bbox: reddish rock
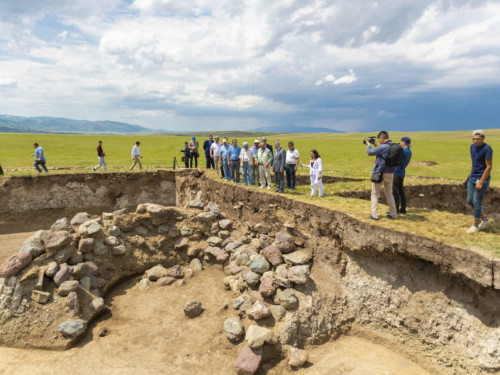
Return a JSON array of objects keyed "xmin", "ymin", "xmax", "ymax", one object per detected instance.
[
  {"xmin": 258, "ymin": 277, "xmax": 276, "ymax": 298},
  {"xmin": 54, "ymin": 266, "xmax": 73, "ymax": 285},
  {"xmin": 204, "ymin": 247, "xmax": 229, "ymax": 263},
  {"xmin": 234, "ymin": 344, "xmax": 262, "ymax": 375},
  {"xmin": 0, "ymin": 252, "xmax": 32, "ymax": 278},
  {"xmin": 174, "ymin": 237, "xmax": 189, "ymax": 250},
  {"xmin": 167, "ymin": 264, "xmax": 184, "ymax": 279},
  {"xmin": 260, "ymin": 245, "xmax": 283, "ymax": 267}
]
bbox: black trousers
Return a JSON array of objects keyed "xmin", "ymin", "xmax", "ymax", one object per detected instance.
[
  {"xmin": 205, "ymin": 155, "xmax": 215, "ymax": 169},
  {"xmin": 189, "ymin": 153, "xmax": 198, "ymax": 168},
  {"xmin": 393, "ymin": 175, "xmax": 406, "ymax": 212}
]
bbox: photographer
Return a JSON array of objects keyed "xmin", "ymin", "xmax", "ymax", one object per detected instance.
[{"xmin": 365, "ymin": 131, "xmax": 397, "ymax": 220}]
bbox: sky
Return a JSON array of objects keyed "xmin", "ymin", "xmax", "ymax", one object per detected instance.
[{"xmin": 1, "ymin": 0, "xmax": 500, "ymax": 132}]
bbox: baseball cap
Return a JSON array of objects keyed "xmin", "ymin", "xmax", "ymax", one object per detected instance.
[
  {"xmin": 254, "ymin": 139, "xmax": 259, "ymax": 143},
  {"xmin": 472, "ymin": 129, "xmax": 484, "ymax": 137},
  {"xmin": 401, "ymin": 136, "xmax": 411, "ymax": 144}
]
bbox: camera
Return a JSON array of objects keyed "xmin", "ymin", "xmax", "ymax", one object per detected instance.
[{"xmin": 363, "ymin": 136, "xmax": 376, "ymax": 145}]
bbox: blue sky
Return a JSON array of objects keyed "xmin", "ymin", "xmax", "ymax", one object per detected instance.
[{"xmin": 1, "ymin": 0, "xmax": 499, "ymax": 132}]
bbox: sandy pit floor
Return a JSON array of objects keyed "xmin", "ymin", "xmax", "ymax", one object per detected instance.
[{"xmin": 0, "ymin": 232, "xmax": 34, "ymax": 264}]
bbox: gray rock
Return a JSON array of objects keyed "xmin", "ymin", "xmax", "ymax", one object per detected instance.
[
  {"xmin": 204, "ymin": 247, "xmax": 229, "ymax": 263},
  {"xmin": 78, "ymin": 221, "xmax": 102, "ymax": 237},
  {"xmin": 145, "ymin": 264, "xmax": 169, "ymax": 281},
  {"xmin": 78, "ymin": 238, "xmax": 95, "ymax": 253},
  {"xmin": 207, "ymin": 236, "xmax": 223, "ymax": 247},
  {"xmin": 287, "ymin": 265, "xmax": 311, "ymax": 285},
  {"xmin": 197, "ymin": 211, "xmax": 217, "ymax": 222},
  {"xmin": 189, "ymin": 258, "xmax": 203, "ymax": 271},
  {"xmin": 51, "ymin": 218, "xmax": 71, "ymax": 232},
  {"xmin": 243, "ymin": 271, "xmax": 261, "ymax": 287},
  {"xmin": 134, "ymin": 226, "xmax": 148, "ymax": 236},
  {"xmin": 247, "ymin": 300, "xmax": 271, "ymax": 320},
  {"xmin": 245, "ymin": 325, "xmax": 277, "ymax": 348},
  {"xmin": 189, "ymin": 199, "xmax": 205, "ymax": 209},
  {"xmin": 219, "ymin": 219, "xmax": 233, "ymax": 230},
  {"xmin": 253, "ymin": 223, "xmax": 272, "ymax": 234},
  {"xmin": 157, "ymin": 276, "xmax": 176, "ymax": 286},
  {"xmin": 45, "ymin": 231, "xmax": 72, "ymax": 251},
  {"xmin": 58, "ymin": 280, "xmax": 80, "ymax": 297},
  {"xmin": 105, "ymin": 236, "xmax": 120, "ymax": 246},
  {"xmin": 158, "ymin": 224, "xmax": 170, "ymax": 234},
  {"xmin": 204, "ymin": 202, "xmax": 221, "ymax": 214},
  {"xmin": 54, "ymin": 247, "xmax": 74, "ymax": 264},
  {"xmin": 58, "ymin": 319, "xmax": 87, "ymax": 337},
  {"xmin": 270, "ymin": 305, "xmax": 286, "ymax": 321},
  {"xmin": 54, "ymin": 265, "xmax": 73, "ymax": 285},
  {"xmin": 223, "ymin": 317, "xmax": 244, "ymax": 342},
  {"xmin": 233, "ymin": 293, "xmax": 254, "ymax": 313},
  {"xmin": 68, "ymin": 251, "xmax": 84, "ymax": 265},
  {"xmin": 138, "ymin": 278, "xmax": 151, "ymax": 291},
  {"xmin": 93, "ymin": 241, "xmax": 108, "ymax": 256},
  {"xmin": 109, "ymin": 225, "xmax": 121, "ymax": 236},
  {"xmin": 79, "ymin": 276, "xmax": 91, "ymax": 291},
  {"xmin": 283, "ymin": 250, "xmax": 312, "ymax": 265},
  {"xmin": 45, "ymin": 261, "xmax": 59, "ymax": 277},
  {"xmin": 146, "ymin": 203, "xmax": 169, "ymax": 217},
  {"xmin": 288, "ymin": 346, "xmax": 309, "ymax": 367},
  {"xmin": 65, "ymin": 291, "xmax": 79, "ymax": 315},
  {"xmin": 226, "ymin": 241, "xmax": 243, "ymax": 253},
  {"xmin": 274, "ymin": 231, "xmax": 295, "ymax": 253},
  {"xmin": 89, "ymin": 297, "xmax": 105, "ymax": 313},
  {"xmin": 70, "ymin": 213, "xmax": 90, "ymax": 229},
  {"xmin": 274, "ymin": 288, "xmax": 298, "ymax": 309},
  {"xmin": 184, "ymin": 300, "xmax": 203, "ymax": 318},
  {"xmin": 180, "ymin": 226, "xmax": 193, "ymax": 236},
  {"xmin": 258, "ymin": 234, "xmax": 273, "ymax": 249},
  {"xmin": 19, "ymin": 236, "xmax": 45, "ymax": 258},
  {"xmin": 221, "ymin": 236, "xmax": 236, "ymax": 248},
  {"xmin": 248, "ymin": 255, "xmax": 270, "ymax": 275},
  {"xmin": 112, "ymin": 245, "xmax": 128, "ymax": 256},
  {"xmin": 218, "ymin": 230, "xmax": 231, "ymax": 239},
  {"xmin": 0, "ymin": 252, "xmax": 32, "ymax": 278},
  {"xmin": 71, "ymin": 263, "xmax": 88, "ymax": 279},
  {"xmin": 174, "ymin": 237, "xmax": 189, "ymax": 250},
  {"xmin": 235, "ymin": 253, "xmax": 250, "ymax": 267},
  {"xmin": 168, "ymin": 226, "xmax": 180, "ymax": 238}
]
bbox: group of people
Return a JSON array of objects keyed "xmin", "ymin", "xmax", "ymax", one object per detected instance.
[{"xmin": 193, "ymin": 135, "xmax": 323, "ymax": 196}]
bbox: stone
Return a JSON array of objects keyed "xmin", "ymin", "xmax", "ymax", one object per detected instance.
[
  {"xmin": 245, "ymin": 325, "xmax": 277, "ymax": 348},
  {"xmin": 248, "ymin": 255, "xmax": 270, "ymax": 275},
  {"xmin": 89, "ymin": 297, "xmax": 105, "ymax": 313},
  {"xmin": 78, "ymin": 238, "xmax": 95, "ymax": 253},
  {"xmin": 78, "ymin": 221, "xmax": 102, "ymax": 237},
  {"xmin": 70, "ymin": 212, "xmax": 91, "ymax": 229},
  {"xmin": 210, "ymin": 222, "xmax": 219, "ymax": 234},
  {"xmin": 51, "ymin": 218, "xmax": 72, "ymax": 232},
  {"xmin": 105, "ymin": 236, "xmax": 120, "ymax": 246},
  {"xmin": 221, "ymin": 236, "xmax": 236, "ymax": 248},
  {"xmin": 158, "ymin": 224, "xmax": 170, "ymax": 234},
  {"xmin": 54, "ymin": 247, "xmax": 74, "ymax": 264},
  {"xmin": 112, "ymin": 208, "xmax": 127, "ymax": 216},
  {"xmin": 235, "ymin": 253, "xmax": 250, "ymax": 267},
  {"xmin": 109, "ymin": 225, "xmax": 121, "ymax": 236},
  {"xmin": 274, "ymin": 231, "xmax": 295, "ymax": 253},
  {"xmin": 219, "ymin": 219, "xmax": 233, "ymax": 230},
  {"xmin": 287, "ymin": 265, "xmax": 311, "ymax": 285},
  {"xmin": 45, "ymin": 231, "xmax": 72, "ymax": 251},
  {"xmin": 247, "ymin": 300, "xmax": 272, "ymax": 320},
  {"xmin": 275, "ymin": 264, "xmax": 288, "ymax": 279},
  {"xmin": 138, "ymin": 278, "xmax": 151, "ymax": 291},
  {"xmin": 136, "ymin": 203, "xmax": 147, "ymax": 214},
  {"xmin": 223, "ymin": 317, "xmax": 244, "ymax": 342},
  {"xmin": 130, "ymin": 236, "xmax": 146, "ymax": 247},
  {"xmin": 146, "ymin": 203, "xmax": 169, "ymax": 217},
  {"xmin": 112, "ymin": 245, "xmax": 128, "ymax": 256},
  {"xmin": 66, "ymin": 291, "xmax": 79, "ymax": 315},
  {"xmin": 241, "ymin": 236, "xmax": 252, "ymax": 245},
  {"xmin": 175, "ymin": 279, "xmax": 185, "ymax": 287},
  {"xmin": 270, "ymin": 305, "xmax": 286, "ymax": 321},
  {"xmin": 85, "ymin": 261, "xmax": 98, "ymax": 274},
  {"xmin": 157, "ymin": 276, "xmax": 176, "ymax": 286},
  {"xmin": 204, "ymin": 247, "xmax": 229, "ymax": 263},
  {"xmin": 58, "ymin": 280, "xmax": 80, "ymax": 297},
  {"xmin": 197, "ymin": 211, "xmax": 217, "ymax": 222},
  {"xmin": 189, "ymin": 258, "xmax": 203, "ymax": 271},
  {"xmin": 288, "ymin": 346, "xmax": 309, "ymax": 367},
  {"xmin": 283, "ymin": 250, "xmax": 312, "ymax": 265},
  {"xmin": 71, "ymin": 263, "xmax": 88, "ymax": 279},
  {"xmin": 260, "ymin": 245, "xmax": 283, "ymax": 267},
  {"xmin": 54, "ymin": 265, "xmax": 73, "ymax": 285},
  {"xmin": 168, "ymin": 226, "xmax": 180, "ymax": 238},
  {"xmin": 189, "ymin": 199, "xmax": 205, "ymax": 209},
  {"xmin": 45, "ymin": 261, "xmax": 59, "ymax": 277},
  {"xmin": 145, "ymin": 265, "xmax": 169, "ymax": 281},
  {"xmin": 93, "ymin": 241, "xmax": 108, "ymax": 256},
  {"xmin": 204, "ymin": 202, "xmax": 221, "ymax": 214},
  {"xmin": 0, "ymin": 252, "xmax": 32, "ymax": 278},
  {"xmin": 79, "ymin": 276, "xmax": 91, "ymax": 291},
  {"xmin": 207, "ymin": 236, "xmax": 223, "ymax": 247},
  {"xmin": 233, "ymin": 293, "xmax": 254, "ymax": 312},
  {"xmin": 31, "ymin": 290, "xmax": 50, "ymax": 304},
  {"xmin": 274, "ymin": 288, "xmax": 298, "ymax": 309},
  {"xmin": 184, "ymin": 300, "xmax": 203, "ymax": 318},
  {"xmin": 218, "ymin": 230, "xmax": 231, "ymax": 239},
  {"xmin": 258, "ymin": 234, "xmax": 273, "ymax": 249},
  {"xmin": 167, "ymin": 264, "xmax": 184, "ymax": 279},
  {"xmin": 226, "ymin": 241, "xmax": 243, "ymax": 253},
  {"xmin": 253, "ymin": 223, "xmax": 271, "ymax": 234},
  {"xmin": 34, "ymin": 268, "xmax": 45, "ymax": 290},
  {"xmin": 234, "ymin": 344, "xmax": 262, "ymax": 375},
  {"xmin": 59, "ymin": 319, "xmax": 87, "ymax": 337},
  {"xmin": 244, "ymin": 271, "xmax": 261, "ymax": 287},
  {"xmin": 19, "ymin": 236, "xmax": 45, "ymax": 258},
  {"xmin": 135, "ymin": 226, "xmax": 148, "ymax": 236},
  {"xmin": 180, "ymin": 226, "xmax": 193, "ymax": 236},
  {"xmin": 259, "ymin": 277, "xmax": 276, "ymax": 298},
  {"xmin": 69, "ymin": 251, "xmax": 84, "ymax": 265},
  {"xmin": 174, "ymin": 237, "xmax": 189, "ymax": 250}
]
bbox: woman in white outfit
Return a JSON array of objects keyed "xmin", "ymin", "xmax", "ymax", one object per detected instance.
[{"xmin": 301, "ymin": 149, "xmax": 323, "ymax": 197}]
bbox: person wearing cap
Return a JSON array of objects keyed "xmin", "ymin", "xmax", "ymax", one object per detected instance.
[
  {"xmin": 227, "ymin": 139, "xmax": 242, "ymax": 183},
  {"xmin": 188, "ymin": 136, "xmax": 199, "ymax": 168},
  {"xmin": 285, "ymin": 142, "xmax": 300, "ymax": 190},
  {"xmin": 392, "ymin": 137, "xmax": 412, "ymax": 214},
  {"xmin": 240, "ymin": 142, "xmax": 255, "ymax": 185},
  {"xmin": 203, "ymin": 135, "xmax": 215, "ymax": 170},
  {"xmin": 220, "ymin": 138, "xmax": 231, "ymax": 181},
  {"xmin": 210, "ymin": 136, "xmax": 221, "ymax": 175},
  {"xmin": 251, "ymin": 139, "xmax": 260, "ymax": 185},
  {"xmin": 465, "ymin": 130, "xmax": 493, "ymax": 233}
]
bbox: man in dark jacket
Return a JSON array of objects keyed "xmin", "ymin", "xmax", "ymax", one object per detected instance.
[
  {"xmin": 203, "ymin": 135, "xmax": 215, "ymax": 170},
  {"xmin": 393, "ymin": 137, "xmax": 412, "ymax": 214},
  {"xmin": 273, "ymin": 141, "xmax": 286, "ymax": 193}
]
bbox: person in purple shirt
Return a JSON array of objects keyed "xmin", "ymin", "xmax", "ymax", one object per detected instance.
[{"xmin": 465, "ymin": 130, "xmax": 493, "ymax": 233}]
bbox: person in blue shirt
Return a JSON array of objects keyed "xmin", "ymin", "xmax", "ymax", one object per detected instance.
[
  {"xmin": 465, "ymin": 130, "xmax": 493, "ymax": 233},
  {"xmin": 32, "ymin": 143, "xmax": 48, "ymax": 173},
  {"xmin": 220, "ymin": 138, "xmax": 231, "ymax": 181},
  {"xmin": 227, "ymin": 139, "xmax": 242, "ymax": 183},
  {"xmin": 393, "ymin": 136, "xmax": 412, "ymax": 214}
]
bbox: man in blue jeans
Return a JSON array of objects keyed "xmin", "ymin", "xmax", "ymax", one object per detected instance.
[
  {"xmin": 227, "ymin": 139, "xmax": 242, "ymax": 183},
  {"xmin": 32, "ymin": 143, "xmax": 48, "ymax": 172},
  {"xmin": 220, "ymin": 138, "xmax": 231, "ymax": 181},
  {"xmin": 465, "ymin": 129, "xmax": 493, "ymax": 233}
]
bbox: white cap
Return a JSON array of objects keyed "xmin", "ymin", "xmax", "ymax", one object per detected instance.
[
  {"xmin": 472, "ymin": 129, "xmax": 484, "ymax": 137},
  {"xmin": 254, "ymin": 139, "xmax": 259, "ymax": 143}
]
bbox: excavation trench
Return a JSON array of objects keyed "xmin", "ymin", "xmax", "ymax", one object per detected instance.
[{"xmin": 0, "ymin": 170, "xmax": 499, "ymax": 375}]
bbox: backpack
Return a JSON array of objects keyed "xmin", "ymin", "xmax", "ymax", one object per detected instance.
[{"xmin": 385, "ymin": 143, "xmax": 404, "ymax": 167}]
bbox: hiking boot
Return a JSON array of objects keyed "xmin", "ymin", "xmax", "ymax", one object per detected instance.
[
  {"xmin": 478, "ymin": 218, "xmax": 490, "ymax": 231},
  {"xmin": 466, "ymin": 225, "xmax": 480, "ymax": 234}
]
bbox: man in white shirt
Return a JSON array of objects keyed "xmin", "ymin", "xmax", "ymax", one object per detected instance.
[
  {"xmin": 285, "ymin": 142, "xmax": 300, "ymax": 190},
  {"xmin": 130, "ymin": 141, "xmax": 142, "ymax": 170},
  {"xmin": 251, "ymin": 140, "xmax": 260, "ymax": 185},
  {"xmin": 210, "ymin": 136, "xmax": 222, "ymax": 175},
  {"xmin": 240, "ymin": 142, "xmax": 255, "ymax": 185}
]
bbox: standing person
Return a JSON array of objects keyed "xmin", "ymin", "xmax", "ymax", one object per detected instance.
[
  {"xmin": 393, "ymin": 137, "xmax": 412, "ymax": 214},
  {"xmin": 93, "ymin": 140, "xmax": 107, "ymax": 172},
  {"xmin": 220, "ymin": 138, "xmax": 231, "ymax": 181},
  {"xmin": 240, "ymin": 142, "xmax": 255, "ymax": 185},
  {"xmin": 465, "ymin": 130, "xmax": 493, "ymax": 233},
  {"xmin": 261, "ymin": 137, "xmax": 273, "ymax": 154},
  {"xmin": 228, "ymin": 139, "xmax": 242, "ymax": 183},
  {"xmin": 130, "ymin": 141, "xmax": 142, "ymax": 170},
  {"xmin": 210, "ymin": 136, "xmax": 222, "ymax": 176},
  {"xmin": 273, "ymin": 141, "xmax": 286, "ymax": 193},
  {"xmin": 301, "ymin": 149, "xmax": 323, "ymax": 197},
  {"xmin": 0, "ymin": 163, "xmax": 3, "ymax": 175},
  {"xmin": 203, "ymin": 135, "xmax": 215, "ymax": 170},
  {"xmin": 182, "ymin": 141, "xmax": 190, "ymax": 168},
  {"xmin": 189, "ymin": 136, "xmax": 199, "ymax": 168},
  {"xmin": 365, "ymin": 131, "xmax": 397, "ymax": 220},
  {"xmin": 285, "ymin": 142, "xmax": 300, "ymax": 190},
  {"xmin": 251, "ymin": 140, "xmax": 260, "ymax": 185},
  {"xmin": 32, "ymin": 143, "xmax": 48, "ymax": 172},
  {"xmin": 257, "ymin": 142, "xmax": 273, "ymax": 189}
]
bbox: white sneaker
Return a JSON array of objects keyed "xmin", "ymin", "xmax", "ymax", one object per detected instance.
[
  {"xmin": 267, "ymin": 185, "xmax": 270, "ymax": 189},
  {"xmin": 466, "ymin": 225, "xmax": 480, "ymax": 234},
  {"xmin": 259, "ymin": 185, "xmax": 264, "ymax": 188},
  {"xmin": 478, "ymin": 219, "xmax": 490, "ymax": 231}
]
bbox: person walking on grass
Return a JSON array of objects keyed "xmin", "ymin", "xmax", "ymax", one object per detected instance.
[
  {"xmin": 301, "ymin": 149, "xmax": 323, "ymax": 197},
  {"xmin": 189, "ymin": 136, "xmax": 199, "ymax": 168},
  {"xmin": 393, "ymin": 137, "xmax": 412, "ymax": 214},
  {"xmin": 465, "ymin": 130, "xmax": 493, "ymax": 233},
  {"xmin": 365, "ymin": 131, "xmax": 397, "ymax": 220},
  {"xmin": 220, "ymin": 138, "xmax": 231, "ymax": 181},
  {"xmin": 130, "ymin": 141, "xmax": 142, "ymax": 170},
  {"xmin": 203, "ymin": 135, "xmax": 215, "ymax": 170},
  {"xmin": 210, "ymin": 136, "xmax": 221, "ymax": 176},
  {"xmin": 32, "ymin": 143, "xmax": 48, "ymax": 173},
  {"xmin": 240, "ymin": 142, "xmax": 255, "ymax": 185},
  {"xmin": 285, "ymin": 141, "xmax": 300, "ymax": 190},
  {"xmin": 273, "ymin": 141, "xmax": 286, "ymax": 193},
  {"xmin": 228, "ymin": 139, "xmax": 242, "ymax": 183},
  {"xmin": 93, "ymin": 140, "xmax": 107, "ymax": 172},
  {"xmin": 257, "ymin": 141, "xmax": 273, "ymax": 189}
]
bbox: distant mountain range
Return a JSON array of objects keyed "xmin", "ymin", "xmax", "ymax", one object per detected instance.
[
  {"xmin": 0, "ymin": 115, "xmax": 155, "ymax": 134},
  {"xmin": 253, "ymin": 125, "xmax": 342, "ymax": 134}
]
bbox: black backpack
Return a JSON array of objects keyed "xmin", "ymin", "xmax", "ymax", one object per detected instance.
[{"xmin": 385, "ymin": 143, "xmax": 404, "ymax": 167}]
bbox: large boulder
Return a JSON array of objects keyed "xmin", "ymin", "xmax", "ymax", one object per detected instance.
[
  {"xmin": 260, "ymin": 245, "xmax": 283, "ymax": 267},
  {"xmin": 273, "ymin": 231, "xmax": 295, "ymax": 253},
  {"xmin": 0, "ymin": 252, "xmax": 32, "ymax": 278},
  {"xmin": 78, "ymin": 221, "xmax": 102, "ymax": 237},
  {"xmin": 50, "ymin": 218, "xmax": 72, "ymax": 232},
  {"xmin": 19, "ymin": 235, "xmax": 45, "ymax": 258},
  {"xmin": 70, "ymin": 213, "xmax": 91, "ymax": 230},
  {"xmin": 45, "ymin": 231, "xmax": 72, "ymax": 251}
]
